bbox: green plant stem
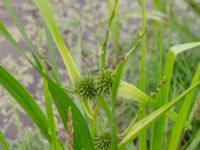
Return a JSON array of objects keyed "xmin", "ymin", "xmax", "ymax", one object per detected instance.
[
  {"xmin": 107, "ymin": 0, "xmax": 121, "ymax": 56},
  {"xmin": 102, "ymin": 98, "xmax": 112, "ymax": 122},
  {"xmin": 110, "ymin": 30, "xmax": 146, "ymax": 150},
  {"xmin": 93, "ymin": 95, "xmax": 104, "ymax": 118},
  {"xmin": 121, "ymin": 115, "xmax": 138, "ymax": 137},
  {"xmin": 100, "ymin": 0, "xmax": 119, "ymax": 68},
  {"xmin": 43, "ymin": 66, "xmax": 60, "ymax": 150},
  {"xmin": 153, "ymin": 0, "xmax": 167, "ymax": 13},
  {"xmin": 90, "ymin": 119, "xmax": 97, "ymax": 140},
  {"xmin": 33, "ymin": 0, "xmax": 80, "ymax": 86},
  {"xmin": 91, "ymin": 95, "xmax": 104, "ymax": 139},
  {"xmin": 51, "ymin": 68, "xmax": 61, "ymax": 85},
  {"xmin": 63, "ymin": 87, "xmax": 76, "ymax": 93},
  {"xmin": 80, "ymin": 100, "xmax": 94, "ymax": 120},
  {"xmin": 138, "ymin": 0, "xmax": 147, "ymax": 149},
  {"xmin": 169, "ymin": 0, "xmax": 174, "ymax": 18},
  {"xmin": 140, "ymin": 0, "xmax": 147, "ymax": 92}
]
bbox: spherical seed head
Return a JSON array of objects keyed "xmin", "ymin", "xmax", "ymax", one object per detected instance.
[
  {"xmin": 96, "ymin": 69, "xmax": 114, "ymax": 95},
  {"xmin": 75, "ymin": 74, "xmax": 97, "ymax": 100},
  {"xmin": 94, "ymin": 130, "xmax": 111, "ymax": 150}
]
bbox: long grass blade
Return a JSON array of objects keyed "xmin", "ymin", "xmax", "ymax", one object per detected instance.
[
  {"xmin": 186, "ymin": 130, "xmax": 200, "ymax": 150},
  {"xmin": 0, "ymin": 22, "xmax": 36, "ymax": 68},
  {"xmin": 110, "ymin": 30, "xmax": 146, "ymax": 149},
  {"xmin": 3, "ymin": 0, "xmax": 41, "ymax": 68},
  {"xmin": 138, "ymin": 0, "xmax": 147, "ymax": 149},
  {"xmin": 153, "ymin": 0, "xmax": 167, "ymax": 13},
  {"xmin": 0, "ymin": 66, "xmax": 50, "ymax": 141},
  {"xmin": 119, "ymin": 81, "xmax": 200, "ymax": 148},
  {"xmin": 111, "ymin": 60, "xmax": 126, "ymax": 150},
  {"xmin": 42, "ymin": 66, "xmax": 60, "ymax": 150},
  {"xmin": 150, "ymin": 42, "xmax": 200, "ymax": 150},
  {"xmin": 167, "ymin": 64, "xmax": 200, "ymax": 150},
  {"xmin": 170, "ymin": 20, "xmax": 199, "ymax": 41},
  {"xmin": 46, "ymin": 77, "xmax": 94, "ymax": 150},
  {"xmin": 100, "ymin": 11, "xmax": 169, "ymax": 25},
  {"xmin": 44, "ymin": 24, "xmax": 59, "ymax": 78},
  {"xmin": 33, "ymin": 0, "xmax": 80, "ymax": 86},
  {"xmin": 118, "ymin": 81, "xmax": 149, "ymax": 103}
]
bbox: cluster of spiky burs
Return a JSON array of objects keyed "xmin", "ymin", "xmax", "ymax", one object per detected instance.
[
  {"xmin": 75, "ymin": 69, "xmax": 115, "ymax": 100},
  {"xmin": 75, "ymin": 74, "xmax": 97, "ymax": 100},
  {"xmin": 94, "ymin": 130, "xmax": 112, "ymax": 150},
  {"xmin": 96, "ymin": 69, "xmax": 115, "ymax": 95}
]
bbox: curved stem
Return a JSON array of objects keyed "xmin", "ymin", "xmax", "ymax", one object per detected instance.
[
  {"xmin": 91, "ymin": 95, "xmax": 104, "ymax": 139},
  {"xmin": 100, "ymin": 0, "xmax": 119, "ymax": 68}
]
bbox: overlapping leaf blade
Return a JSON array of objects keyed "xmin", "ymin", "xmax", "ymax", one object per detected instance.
[
  {"xmin": 33, "ymin": 0, "xmax": 80, "ymax": 86},
  {"xmin": 3, "ymin": 0, "xmax": 41, "ymax": 68},
  {"xmin": 151, "ymin": 42, "xmax": 200, "ymax": 150},
  {"xmin": 0, "ymin": 66, "xmax": 50, "ymax": 141},
  {"xmin": 119, "ymin": 81, "xmax": 200, "ymax": 148},
  {"xmin": 168, "ymin": 64, "xmax": 200, "ymax": 150},
  {"xmin": 118, "ymin": 81, "xmax": 149, "ymax": 103},
  {"xmin": 46, "ymin": 77, "xmax": 94, "ymax": 150}
]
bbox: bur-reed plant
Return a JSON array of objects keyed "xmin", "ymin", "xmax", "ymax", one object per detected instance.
[{"xmin": 0, "ymin": 0, "xmax": 200, "ymax": 149}]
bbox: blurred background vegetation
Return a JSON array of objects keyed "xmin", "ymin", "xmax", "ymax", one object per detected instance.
[{"xmin": 0, "ymin": 0, "xmax": 200, "ymax": 149}]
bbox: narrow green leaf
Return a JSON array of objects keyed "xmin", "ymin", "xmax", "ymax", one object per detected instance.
[
  {"xmin": 170, "ymin": 20, "xmax": 199, "ymax": 42},
  {"xmin": 42, "ymin": 67, "xmax": 60, "ymax": 150},
  {"xmin": 119, "ymin": 81, "xmax": 200, "ymax": 148},
  {"xmin": 118, "ymin": 81, "xmax": 149, "ymax": 103},
  {"xmin": 110, "ymin": 31, "xmax": 146, "ymax": 149},
  {"xmin": 187, "ymin": 0, "xmax": 200, "ymax": 16},
  {"xmin": 33, "ymin": 0, "xmax": 80, "ymax": 86},
  {"xmin": 139, "ymin": 2, "xmax": 147, "ymax": 147},
  {"xmin": 101, "ymin": 11, "xmax": 170, "ymax": 24},
  {"xmin": 168, "ymin": 64, "xmax": 200, "ymax": 150},
  {"xmin": 118, "ymin": 82, "xmax": 192, "ymax": 130},
  {"xmin": 186, "ymin": 130, "xmax": 200, "ymax": 150},
  {"xmin": 0, "ymin": 66, "xmax": 50, "ymax": 141},
  {"xmin": 153, "ymin": 0, "xmax": 167, "ymax": 13},
  {"xmin": 151, "ymin": 42, "xmax": 200, "ymax": 150},
  {"xmin": 111, "ymin": 60, "xmax": 126, "ymax": 150},
  {"xmin": 47, "ymin": 77, "xmax": 94, "ymax": 150},
  {"xmin": 0, "ymin": 22, "xmax": 35, "ymax": 67},
  {"xmin": 3, "ymin": 0, "xmax": 42, "ymax": 68},
  {"xmin": 0, "ymin": 131, "xmax": 9, "ymax": 150},
  {"xmin": 44, "ymin": 24, "xmax": 59, "ymax": 78}
]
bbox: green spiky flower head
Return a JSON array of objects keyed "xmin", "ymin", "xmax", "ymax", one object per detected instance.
[
  {"xmin": 94, "ymin": 130, "xmax": 112, "ymax": 150},
  {"xmin": 75, "ymin": 74, "xmax": 97, "ymax": 100},
  {"xmin": 96, "ymin": 69, "xmax": 115, "ymax": 95}
]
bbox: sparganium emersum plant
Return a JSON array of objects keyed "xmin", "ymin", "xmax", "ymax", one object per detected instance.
[{"xmin": 0, "ymin": 0, "xmax": 200, "ymax": 150}]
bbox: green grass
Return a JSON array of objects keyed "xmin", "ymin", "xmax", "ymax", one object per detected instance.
[{"xmin": 0, "ymin": 0, "xmax": 200, "ymax": 149}]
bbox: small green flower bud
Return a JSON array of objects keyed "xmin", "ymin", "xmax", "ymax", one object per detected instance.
[
  {"xmin": 75, "ymin": 74, "xmax": 97, "ymax": 100},
  {"xmin": 96, "ymin": 69, "xmax": 114, "ymax": 95},
  {"xmin": 94, "ymin": 130, "xmax": 111, "ymax": 150}
]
